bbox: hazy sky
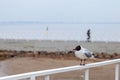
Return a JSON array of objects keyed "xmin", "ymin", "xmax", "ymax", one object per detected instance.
[{"xmin": 0, "ymin": 0, "xmax": 120, "ymax": 23}]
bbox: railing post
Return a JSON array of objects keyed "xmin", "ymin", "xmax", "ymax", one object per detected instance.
[
  {"xmin": 85, "ymin": 68, "xmax": 89, "ymax": 80},
  {"xmin": 115, "ymin": 64, "xmax": 119, "ymax": 80},
  {"xmin": 44, "ymin": 75, "xmax": 50, "ymax": 80},
  {"xmin": 31, "ymin": 76, "xmax": 36, "ymax": 80}
]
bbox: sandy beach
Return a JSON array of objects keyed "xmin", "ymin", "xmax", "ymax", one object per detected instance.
[
  {"xmin": 0, "ymin": 57, "xmax": 119, "ymax": 80},
  {"xmin": 0, "ymin": 39, "xmax": 120, "ymax": 80},
  {"xmin": 0, "ymin": 39, "xmax": 120, "ymax": 54},
  {"xmin": 0, "ymin": 61, "xmax": 6, "ymax": 77}
]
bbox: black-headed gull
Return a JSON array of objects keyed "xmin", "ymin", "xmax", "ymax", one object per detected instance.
[{"xmin": 73, "ymin": 45, "xmax": 95, "ymax": 65}]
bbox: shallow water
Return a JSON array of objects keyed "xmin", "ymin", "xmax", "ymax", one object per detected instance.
[{"xmin": 0, "ymin": 23, "xmax": 120, "ymax": 41}]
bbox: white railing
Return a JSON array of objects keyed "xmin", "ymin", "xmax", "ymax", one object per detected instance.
[{"xmin": 0, "ymin": 59, "xmax": 120, "ymax": 80}]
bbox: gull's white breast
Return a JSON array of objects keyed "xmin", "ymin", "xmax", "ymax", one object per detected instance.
[{"xmin": 75, "ymin": 50, "xmax": 87, "ymax": 59}]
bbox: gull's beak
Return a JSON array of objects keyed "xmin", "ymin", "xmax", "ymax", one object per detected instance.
[{"xmin": 72, "ymin": 49, "xmax": 76, "ymax": 52}]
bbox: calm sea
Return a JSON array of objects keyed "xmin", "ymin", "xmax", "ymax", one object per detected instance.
[{"xmin": 0, "ymin": 22, "xmax": 120, "ymax": 42}]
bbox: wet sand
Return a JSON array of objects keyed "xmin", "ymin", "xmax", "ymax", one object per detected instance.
[
  {"xmin": 0, "ymin": 62, "xmax": 7, "ymax": 77},
  {"xmin": 0, "ymin": 57, "xmax": 119, "ymax": 80},
  {"xmin": 0, "ymin": 39, "xmax": 120, "ymax": 54}
]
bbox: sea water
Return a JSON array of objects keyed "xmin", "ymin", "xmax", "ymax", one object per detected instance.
[{"xmin": 0, "ymin": 22, "xmax": 120, "ymax": 42}]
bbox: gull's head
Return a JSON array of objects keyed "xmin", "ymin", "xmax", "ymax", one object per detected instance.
[{"xmin": 73, "ymin": 45, "xmax": 81, "ymax": 52}]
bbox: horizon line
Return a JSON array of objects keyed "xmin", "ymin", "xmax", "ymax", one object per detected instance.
[{"xmin": 1, "ymin": 21, "xmax": 120, "ymax": 24}]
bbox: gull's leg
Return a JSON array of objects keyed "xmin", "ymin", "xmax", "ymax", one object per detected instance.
[
  {"xmin": 80, "ymin": 59, "xmax": 82, "ymax": 65},
  {"xmin": 83, "ymin": 59, "xmax": 86, "ymax": 65}
]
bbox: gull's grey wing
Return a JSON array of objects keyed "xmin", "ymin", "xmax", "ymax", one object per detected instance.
[{"xmin": 84, "ymin": 49, "xmax": 92, "ymax": 58}]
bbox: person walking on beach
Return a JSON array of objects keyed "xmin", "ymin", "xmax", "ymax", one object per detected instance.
[{"xmin": 87, "ymin": 29, "xmax": 91, "ymax": 42}]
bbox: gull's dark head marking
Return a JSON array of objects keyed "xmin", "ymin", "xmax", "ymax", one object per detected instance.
[{"xmin": 73, "ymin": 45, "xmax": 81, "ymax": 51}]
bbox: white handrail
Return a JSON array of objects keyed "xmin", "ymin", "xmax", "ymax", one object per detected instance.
[{"xmin": 0, "ymin": 59, "xmax": 120, "ymax": 80}]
